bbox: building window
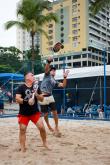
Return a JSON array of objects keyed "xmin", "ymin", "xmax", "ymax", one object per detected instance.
[
  {"xmin": 82, "ymin": 61, "xmax": 87, "ymax": 67},
  {"xmin": 68, "ymin": 63, "xmax": 71, "ymax": 66},
  {"xmin": 61, "ymin": 27, "xmax": 64, "ymax": 31},
  {"xmin": 73, "ymin": 42, "xmax": 78, "ymax": 47},
  {"xmin": 82, "ymin": 54, "xmax": 87, "ymax": 58},
  {"xmin": 54, "ymin": 58, "xmax": 58, "ymax": 62},
  {"xmin": 72, "ymin": 5, "xmax": 77, "ymax": 13},
  {"xmin": 48, "ymin": 24, "xmax": 53, "ymax": 28},
  {"xmin": 88, "ymin": 53, "xmax": 91, "ymax": 58},
  {"xmin": 61, "ymin": 15, "xmax": 64, "ymax": 19},
  {"xmin": 92, "ymin": 55, "xmax": 95, "ymax": 59},
  {"xmin": 73, "ymin": 36, "xmax": 78, "ymax": 41},
  {"xmin": 72, "ymin": 23, "xmax": 78, "ymax": 28},
  {"xmin": 73, "ymin": 55, "xmax": 81, "ymax": 59},
  {"xmin": 60, "ymin": 8, "xmax": 63, "ymax": 13},
  {"xmin": 59, "ymin": 57, "xmax": 64, "ymax": 61},
  {"xmin": 59, "ymin": 64, "xmax": 63, "ymax": 69},
  {"xmin": 92, "ymin": 62, "xmax": 95, "ymax": 66},
  {"xmin": 72, "ymin": 30, "xmax": 78, "ymax": 35},
  {"xmin": 48, "ymin": 30, "xmax": 53, "ymax": 34},
  {"xmin": 96, "ymin": 56, "xmax": 98, "ymax": 60},
  {"xmin": 73, "ymin": 62, "xmax": 81, "ymax": 67},
  {"xmin": 61, "ymin": 21, "xmax": 64, "ymax": 25},
  {"xmin": 54, "ymin": 64, "xmax": 58, "ymax": 69},
  {"xmin": 61, "ymin": 39, "xmax": 64, "ymax": 43},
  {"xmin": 88, "ymin": 61, "xmax": 91, "ymax": 66},
  {"xmin": 61, "ymin": 33, "xmax": 64, "ymax": 37},
  {"xmin": 99, "ymin": 57, "xmax": 102, "ymax": 61},
  {"xmin": 72, "ymin": 17, "xmax": 78, "ymax": 22},
  {"xmin": 49, "ymin": 35, "xmax": 53, "ymax": 40},
  {"xmin": 67, "ymin": 56, "xmax": 71, "ymax": 60}
]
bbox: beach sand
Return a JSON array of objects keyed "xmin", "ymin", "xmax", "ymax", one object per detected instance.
[{"xmin": 0, "ymin": 117, "xmax": 110, "ymax": 165}]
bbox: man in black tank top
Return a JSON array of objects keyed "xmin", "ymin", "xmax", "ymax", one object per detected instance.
[{"xmin": 16, "ymin": 72, "xmax": 49, "ymax": 152}]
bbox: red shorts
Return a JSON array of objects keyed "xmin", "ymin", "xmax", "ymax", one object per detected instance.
[{"xmin": 18, "ymin": 112, "xmax": 41, "ymax": 126}]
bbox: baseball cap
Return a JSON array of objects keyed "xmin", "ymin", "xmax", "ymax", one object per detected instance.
[{"xmin": 50, "ymin": 65, "xmax": 56, "ymax": 71}]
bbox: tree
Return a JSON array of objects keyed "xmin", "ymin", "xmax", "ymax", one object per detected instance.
[
  {"xmin": 0, "ymin": 46, "xmax": 22, "ymax": 73},
  {"xmin": 89, "ymin": 1, "xmax": 110, "ymax": 71},
  {"xmin": 23, "ymin": 45, "xmax": 44, "ymax": 74},
  {"xmin": 0, "ymin": 65, "xmax": 15, "ymax": 73},
  {"xmin": 5, "ymin": 0, "xmax": 58, "ymax": 73},
  {"xmin": 90, "ymin": 0, "xmax": 110, "ymax": 14}
]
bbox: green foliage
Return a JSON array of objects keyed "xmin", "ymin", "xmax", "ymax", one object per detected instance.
[
  {"xmin": 90, "ymin": 0, "xmax": 110, "ymax": 14},
  {"xmin": 5, "ymin": 0, "xmax": 58, "ymax": 43},
  {"xmin": 0, "ymin": 65, "xmax": 15, "ymax": 73},
  {"xmin": 0, "ymin": 46, "xmax": 22, "ymax": 73},
  {"xmin": 5, "ymin": 0, "xmax": 58, "ymax": 73},
  {"xmin": 23, "ymin": 45, "xmax": 44, "ymax": 74}
]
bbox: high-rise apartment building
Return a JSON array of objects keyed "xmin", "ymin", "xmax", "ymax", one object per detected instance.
[
  {"xmin": 16, "ymin": 15, "xmax": 40, "ymax": 53},
  {"xmin": 41, "ymin": 0, "xmax": 110, "ymax": 69},
  {"xmin": 16, "ymin": 28, "xmax": 40, "ymax": 53}
]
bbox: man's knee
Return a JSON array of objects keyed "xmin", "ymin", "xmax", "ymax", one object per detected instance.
[
  {"xmin": 38, "ymin": 124, "xmax": 46, "ymax": 132},
  {"xmin": 37, "ymin": 119, "xmax": 45, "ymax": 131},
  {"xmin": 19, "ymin": 124, "xmax": 27, "ymax": 134}
]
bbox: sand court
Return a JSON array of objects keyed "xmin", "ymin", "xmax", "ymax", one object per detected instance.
[{"xmin": 0, "ymin": 118, "xmax": 110, "ymax": 165}]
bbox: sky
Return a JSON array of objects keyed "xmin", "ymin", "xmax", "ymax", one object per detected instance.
[
  {"xmin": 0, "ymin": 0, "xmax": 19, "ymax": 47},
  {"xmin": 0, "ymin": 0, "xmax": 55, "ymax": 48}
]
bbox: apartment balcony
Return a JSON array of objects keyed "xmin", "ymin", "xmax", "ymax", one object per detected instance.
[
  {"xmin": 89, "ymin": 23, "xmax": 110, "ymax": 36},
  {"xmin": 89, "ymin": 38, "xmax": 106, "ymax": 50},
  {"xmin": 89, "ymin": 16, "xmax": 109, "ymax": 30},
  {"xmin": 89, "ymin": 22, "xmax": 100, "ymax": 30},
  {"xmin": 89, "ymin": 17, "xmax": 109, "ymax": 30},
  {"xmin": 89, "ymin": 29, "xmax": 100, "ymax": 36}
]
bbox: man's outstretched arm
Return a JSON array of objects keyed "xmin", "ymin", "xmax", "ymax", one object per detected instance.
[
  {"xmin": 45, "ymin": 57, "xmax": 53, "ymax": 74},
  {"xmin": 58, "ymin": 70, "xmax": 69, "ymax": 88}
]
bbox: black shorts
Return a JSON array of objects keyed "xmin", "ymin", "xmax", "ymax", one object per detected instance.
[{"xmin": 40, "ymin": 102, "xmax": 56, "ymax": 113}]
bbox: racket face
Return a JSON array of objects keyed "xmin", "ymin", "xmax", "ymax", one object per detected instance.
[
  {"xmin": 33, "ymin": 80, "xmax": 38, "ymax": 92},
  {"xmin": 53, "ymin": 42, "xmax": 64, "ymax": 52}
]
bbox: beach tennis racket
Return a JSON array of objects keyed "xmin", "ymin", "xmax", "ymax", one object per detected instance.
[
  {"xmin": 28, "ymin": 80, "xmax": 39, "ymax": 106},
  {"xmin": 53, "ymin": 42, "xmax": 64, "ymax": 53}
]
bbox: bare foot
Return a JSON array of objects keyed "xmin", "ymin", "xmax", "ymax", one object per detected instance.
[
  {"xmin": 19, "ymin": 147, "xmax": 26, "ymax": 152},
  {"xmin": 53, "ymin": 130, "xmax": 62, "ymax": 137},
  {"xmin": 43, "ymin": 143, "xmax": 51, "ymax": 150},
  {"xmin": 48, "ymin": 126, "xmax": 54, "ymax": 132}
]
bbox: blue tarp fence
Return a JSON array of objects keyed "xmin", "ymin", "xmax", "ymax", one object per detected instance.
[{"xmin": 0, "ymin": 73, "xmax": 24, "ymax": 81}]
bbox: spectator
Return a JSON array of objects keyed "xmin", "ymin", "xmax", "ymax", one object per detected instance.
[
  {"xmin": 0, "ymin": 90, "xmax": 4, "ymax": 115},
  {"xmin": 97, "ymin": 105, "xmax": 104, "ymax": 119},
  {"xmin": 6, "ymin": 91, "xmax": 13, "ymax": 104}
]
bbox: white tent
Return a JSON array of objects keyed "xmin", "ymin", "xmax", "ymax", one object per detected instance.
[{"xmin": 35, "ymin": 65, "xmax": 110, "ymax": 81}]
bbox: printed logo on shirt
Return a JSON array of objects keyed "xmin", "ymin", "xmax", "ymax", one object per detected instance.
[{"xmin": 24, "ymin": 89, "xmax": 33, "ymax": 101}]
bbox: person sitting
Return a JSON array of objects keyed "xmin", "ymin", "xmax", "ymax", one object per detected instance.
[
  {"xmin": 67, "ymin": 107, "xmax": 75, "ymax": 117},
  {"xmin": 97, "ymin": 105, "xmax": 104, "ymax": 119}
]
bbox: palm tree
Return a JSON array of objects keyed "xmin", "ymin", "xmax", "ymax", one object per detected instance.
[
  {"xmin": 90, "ymin": 0, "xmax": 110, "ymax": 14},
  {"xmin": 5, "ymin": 0, "xmax": 58, "ymax": 73}
]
